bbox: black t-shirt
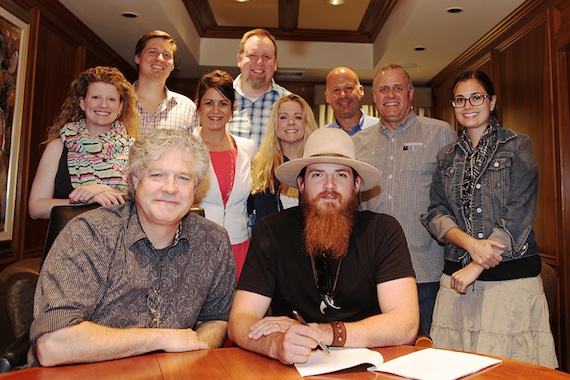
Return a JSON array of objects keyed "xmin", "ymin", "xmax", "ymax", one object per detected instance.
[{"xmin": 238, "ymin": 206, "xmax": 415, "ymax": 323}]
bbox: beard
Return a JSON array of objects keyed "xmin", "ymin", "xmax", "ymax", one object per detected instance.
[
  {"xmin": 246, "ymin": 74, "xmax": 268, "ymax": 90},
  {"xmin": 301, "ymin": 190, "xmax": 358, "ymax": 260}
]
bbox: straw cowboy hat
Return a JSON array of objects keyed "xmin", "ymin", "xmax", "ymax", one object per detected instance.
[{"xmin": 275, "ymin": 128, "xmax": 381, "ymax": 191}]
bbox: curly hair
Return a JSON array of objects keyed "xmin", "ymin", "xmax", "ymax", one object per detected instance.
[
  {"xmin": 45, "ymin": 66, "xmax": 139, "ymax": 142},
  {"xmin": 127, "ymin": 129, "xmax": 210, "ymax": 201},
  {"xmin": 252, "ymin": 94, "xmax": 318, "ymax": 194}
]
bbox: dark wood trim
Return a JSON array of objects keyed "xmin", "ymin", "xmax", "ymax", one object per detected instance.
[
  {"xmin": 279, "ymin": 0, "xmax": 299, "ymax": 32},
  {"xmin": 359, "ymin": 0, "xmax": 399, "ymax": 41},
  {"xmin": 182, "ymin": 0, "xmax": 217, "ymax": 37},
  {"xmin": 184, "ymin": 0, "xmax": 388, "ymax": 44}
]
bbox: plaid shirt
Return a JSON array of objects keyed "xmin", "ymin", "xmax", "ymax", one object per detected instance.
[
  {"xmin": 227, "ymin": 74, "xmax": 290, "ymax": 151},
  {"xmin": 137, "ymin": 85, "xmax": 197, "ymax": 136},
  {"xmin": 352, "ymin": 112, "xmax": 457, "ymax": 283}
]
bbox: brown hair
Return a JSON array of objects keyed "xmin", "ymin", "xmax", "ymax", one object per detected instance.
[
  {"xmin": 134, "ymin": 30, "xmax": 177, "ymax": 63},
  {"xmin": 195, "ymin": 70, "xmax": 235, "ymax": 107}
]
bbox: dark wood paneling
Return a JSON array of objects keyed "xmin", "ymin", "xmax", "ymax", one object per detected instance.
[
  {"xmin": 496, "ymin": 16, "xmax": 556, "ymax": 259},
  {"xmin": 22, "ymin": 19, "xmax": 86, "ymax": 259}
]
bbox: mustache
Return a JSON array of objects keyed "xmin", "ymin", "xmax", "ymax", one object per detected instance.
[{"xmin": 314, "ymin": 190, "xmax": 342, "ymax": 199}]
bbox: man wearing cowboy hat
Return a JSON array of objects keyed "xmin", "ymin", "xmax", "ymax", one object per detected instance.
[{"xmin": 228, "ymin": 128, "xmax": 419, "ymax": 365}]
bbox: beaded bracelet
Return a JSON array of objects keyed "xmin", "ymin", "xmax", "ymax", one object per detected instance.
[{"xmin": 329, "ymin": 321, "xmax": 346, "ymax": 347}]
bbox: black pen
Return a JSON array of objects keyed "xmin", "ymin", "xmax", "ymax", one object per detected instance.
[{"xmin": 292, "ymin": 310, "xmax": 330, "ymax": 354}]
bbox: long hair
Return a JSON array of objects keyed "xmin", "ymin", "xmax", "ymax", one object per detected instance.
[
  {"xmin": 45, "ymin": 66, "xmax": 139, "ymax": 142},
  {"xmin": 251, "ymin": 94, "xmax": 318, "ymax": 194}
]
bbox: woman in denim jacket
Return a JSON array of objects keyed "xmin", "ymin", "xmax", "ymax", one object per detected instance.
[{"xmin": 421, "ymin": 71, "xmax": 557, "ymax": 368}]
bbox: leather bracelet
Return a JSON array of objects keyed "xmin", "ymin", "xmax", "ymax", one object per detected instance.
[{"xmin": 329, "ymin": 321, "xmax": 346, "ymax": 347}]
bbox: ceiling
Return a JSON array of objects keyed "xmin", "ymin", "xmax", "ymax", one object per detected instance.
[{"xmin": 57, "ymin": 0, "xmax": 527, "ymax": 85}]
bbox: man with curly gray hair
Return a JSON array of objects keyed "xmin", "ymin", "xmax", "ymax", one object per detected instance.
[{"xmin": 28, "ymin": 129, "xmax": 236, "ymax": 367}]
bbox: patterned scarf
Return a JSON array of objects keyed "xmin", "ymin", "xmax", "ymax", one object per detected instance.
[
  {"xmin": 458, "ymin": 117, "xmax": 499, "ymax": 266},
  {"xmin": 61, "ymin": 119, "xmax": 133, "ymax": 192}
]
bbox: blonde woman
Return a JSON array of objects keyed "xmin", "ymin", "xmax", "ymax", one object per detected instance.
[{"xmin": 249, "ymin": 94, "xmax": 318, "ymax": 225}]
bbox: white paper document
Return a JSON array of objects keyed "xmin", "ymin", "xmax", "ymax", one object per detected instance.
[
  {"xmin": 294, "ymin": 347, "xmax": 502, "ymax": 379},
  {"xmin": 295, "ymin": 347, "xmax": 383, "ymax": 377},
  {"xmin": 374, "ymin": 348, "xmax": 502, "ymax": 380}
]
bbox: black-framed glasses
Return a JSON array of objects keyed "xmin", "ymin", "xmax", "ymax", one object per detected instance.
[
  {"xmin": 450, "ymin": 94, "xmax": 491, "ymax": 108},
  {"xmin": 147, "ymin": 289, "xmax": 161, "ymax": 328}
]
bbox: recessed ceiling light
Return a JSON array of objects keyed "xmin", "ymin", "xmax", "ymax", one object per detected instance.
[
  {"xmin": 447, "ymin": 7, "xmax": 463, "ymax": 14},
  {"xmin": 235, "ymin": 0, "xmax": 251, "ymax": 2},
  {"xmin": 121, "ymin": 12, "xmax": 138, "ymax": 18},
  {"xmin": 414, "ymin": 46, "xmax": 425, "ymax": 51},
  {"xmin": 326, "ymin": 0, "xmax": 345, "ymax": 5}
]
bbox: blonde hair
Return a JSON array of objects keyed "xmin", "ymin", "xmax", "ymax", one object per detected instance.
[
  {"xmin": 252, "ymin": 94, "xmax": 318, "ymax": 194},
  {"xmin": 45, "ymin": 66, "xmax": 139, "ymax": 143}
]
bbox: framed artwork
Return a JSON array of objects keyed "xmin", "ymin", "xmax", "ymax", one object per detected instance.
[{"xmin": 0, "ymin": 6, "xmax": 27, "ymax": 241}]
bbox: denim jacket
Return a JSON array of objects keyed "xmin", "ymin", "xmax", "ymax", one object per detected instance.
[{"xmin": 421, "ymin": 126, "xmax": 538, "ymax": 264}]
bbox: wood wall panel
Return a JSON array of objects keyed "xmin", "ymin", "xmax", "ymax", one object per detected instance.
[
  {"xmin": 496, "ymin": 18, "xmax": 557, "ymax": 260},
  {"xmin": 22, "ymin": 20, "xmax": 86, "ymax": 258}
]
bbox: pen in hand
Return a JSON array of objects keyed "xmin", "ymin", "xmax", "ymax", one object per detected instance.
[{"xmin": 292, "ymin": 310, "xmax": 330, "ymax": 354}]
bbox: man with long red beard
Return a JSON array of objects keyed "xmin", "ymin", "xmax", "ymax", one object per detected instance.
[{"xmin": 228, "ymin": 128, "xmax": 419, "ymax": 365}]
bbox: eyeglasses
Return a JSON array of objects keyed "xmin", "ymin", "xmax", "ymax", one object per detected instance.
[
  {"xmin": 147, "ymin": 289, "xmax": 161, "ymax": 328},
  {"xmin": 450, "ymin": 94, "xmax": 491, "ymax": 108}
]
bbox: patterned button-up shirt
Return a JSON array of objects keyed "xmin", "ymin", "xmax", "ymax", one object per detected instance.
[
  {"xmin": 28, "ymin": 203, "xmax": 235, "ymax": 366},
  {"xmin": 227, "ymin": 75, "xmax": 290, "ymax": 151},
  {"xmin": 137, "ymin": 85, "xmax": 197, "ymax": 136}
]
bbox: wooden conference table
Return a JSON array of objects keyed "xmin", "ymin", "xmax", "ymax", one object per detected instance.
[{"xmin": 1, "ymin": 346, "xmax": 568, "ymax": 380}]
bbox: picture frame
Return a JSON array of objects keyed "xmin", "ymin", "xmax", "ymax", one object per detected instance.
[{"xmin": 0, "ymin": 5, "xmax": 27, "ymax": 241}]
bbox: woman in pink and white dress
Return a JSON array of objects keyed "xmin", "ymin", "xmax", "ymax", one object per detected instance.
[{"xmin": 194, "ymin": 70, "xmax": 253, "ymax": 280}]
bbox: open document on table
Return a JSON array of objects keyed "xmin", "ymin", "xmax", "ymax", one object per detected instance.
[{"xmin": 294, "ymin": 347, "xmax": 502, "ymax": 379}]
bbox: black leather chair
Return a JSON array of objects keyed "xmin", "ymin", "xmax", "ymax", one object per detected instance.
[
  {"xmin": 0, "ymin": 204, "xmax": 100, "ymax": 372},
  {"xmin": 40, "ymin": 203, "xmax": 100, "ymax": 268}
]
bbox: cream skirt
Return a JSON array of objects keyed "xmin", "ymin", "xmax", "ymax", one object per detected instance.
[{"xmin": 431, "ymin": 274, "xmax": 558, "ymax": 368}]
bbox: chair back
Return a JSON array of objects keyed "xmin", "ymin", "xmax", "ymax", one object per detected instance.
[{"xmin": 41, "ymin": 204, "xmax": 100, "ymax": 268}]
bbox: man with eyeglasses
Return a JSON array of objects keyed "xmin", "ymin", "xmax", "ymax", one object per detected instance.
[
  {"xmin": 352, "ymin": 64, "xmax": 457, "ymax": 337},
  {"xmin": 28, "ymin": 129, "xmax": 236, "ymax": 367},
  {"xmin": 228, "ymin": 128, "xmax": 418, "ymax": 365}
]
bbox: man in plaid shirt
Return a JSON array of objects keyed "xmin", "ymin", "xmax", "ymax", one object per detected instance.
[
  {"xmin": 227, "ymin": 28, "xmax": 290, "ymax": 151},
  {"xmin": 134, "ymin": 30, "xmax": 197, "ymax": 136}
]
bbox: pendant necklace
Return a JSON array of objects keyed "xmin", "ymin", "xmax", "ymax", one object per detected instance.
[{"xmin": 310, "ymin": 254, "xmax": 343, "ymax": 314}]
